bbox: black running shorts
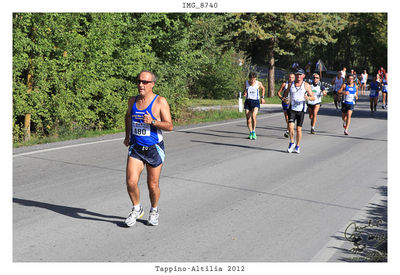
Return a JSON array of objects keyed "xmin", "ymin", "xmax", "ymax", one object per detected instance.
[{"xmin": 287, "ymin": 109, "xmax": 305, "ymax": 127}]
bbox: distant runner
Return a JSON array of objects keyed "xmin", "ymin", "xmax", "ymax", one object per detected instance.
[
  {"xmin": 277, "ymin": 73, "xmax": 295, "ymax": 137},
  {"xmin": 381, "ymin": 73, "xmax": 388, "ymax": 109},
  {"xmin": 243, "ymin": 72, "xmax": 265, "ymax": 140},
  {"xmin": 307, "ymin": 73, "xmax": 327, "ymax": 134},
  {"xmin": 332, "ymin": 71, "xmax": 345, "ymax": 110},
  {"xmin": 369, "ymin": 75, "xmax": 381, "ymax": 113},
  {"xmin": 360, "ymin": 70, "xmax": 368, "ymax": 95},
  {"xmin": 338, "ymin": 74, "xmax": 358, "ymax": 135},
  {"xmin": 341, "ymin": 67, "xmax": 347, "ymax": 79}
]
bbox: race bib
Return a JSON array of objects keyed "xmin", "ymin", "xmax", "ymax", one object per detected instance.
[
  {"xmin": 370, "ymin": 90, "xmax": 376, "ymax": 97},
  {"xmin": 132, "ymin": 121, "xmax": 150, "ymax": 136},
  {"xmin": 247, "ymin": 86, "xmax": 259, "ymax": 99}
]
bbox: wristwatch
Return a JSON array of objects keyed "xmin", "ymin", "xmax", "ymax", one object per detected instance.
[{"xmin": 151, "ymin": 120, "xmax": 156, "ymax": 125}]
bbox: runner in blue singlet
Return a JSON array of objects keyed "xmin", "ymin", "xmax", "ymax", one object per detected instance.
[
  {"xmin": 123, "ymin": 70, "xmax": 173, "ymax": 227},
  {"xmin": 369, "ymin": 75, "xmax": 382, "ymax": 113},
  {"xmin": 338, "ymin": 74, "xmax": 358, "ymax": 135},
  {"xmin": 381, "ymin": 73, "xmax": 388, "ymax": 109}
]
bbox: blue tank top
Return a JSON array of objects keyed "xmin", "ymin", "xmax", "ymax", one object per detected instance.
[
  {"xmin": 370, "ymin": 81, "xmax": 380, "ymax": 91},
  {"xmin": 382, "ymin": 79, "xmax": 388, "ymax": 92},
  {"xmin": 130, "ymin": 95, "xmax": 163, "ymax": 146},
  {"xmin": 343, "ymin": 83, "xmax": 357, "ymax": 105}
]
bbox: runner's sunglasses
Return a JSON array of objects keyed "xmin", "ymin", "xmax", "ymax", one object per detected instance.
[{"xmin": 137, "ymin": 79, "xmax": 154, "ymax": 85}]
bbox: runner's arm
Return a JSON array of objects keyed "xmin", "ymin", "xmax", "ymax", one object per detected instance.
[
  {"xmin": 282, "ymin": 82, "xmax": 291, "ymax": 104},
  {"xmin": 321, "ymin": 85, "xmax": 327, "ymax": 96},
  {"xmin": 258, "ymin": 81, "xmax": 266, "ymax": 103},
  {"xmin": 243, "ymin": 82, "xmax": 247, "ymax": 97},
  {"xmin": 355, "ymin": 84, "xmax": 359, "ymax": 100},
  {"xmin": 337, "ymin": 84, "xmax": 347, "ymax": 95},
  {"xmin": 124, "ymin": 96, "xmax": 135, "ymax": 146},
  {"xmin": 304, "ymin": 83, "xmax": 315, "ymax": 101},
  {"xmin": 277, "ymin": 82, "xmax": 286, "ymax": 99}
]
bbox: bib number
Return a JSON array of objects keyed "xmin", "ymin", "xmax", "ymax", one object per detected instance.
[{"xmin": 132, "ymin": 122, "xmax": 150, "ymax": 136}]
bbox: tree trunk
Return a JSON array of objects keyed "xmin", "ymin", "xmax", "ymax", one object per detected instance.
[{"xmin": 267, "ymin": 38, "xmax": 275, "ymax": 98}]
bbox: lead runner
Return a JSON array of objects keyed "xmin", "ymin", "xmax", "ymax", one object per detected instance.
[{"xmin": 123, "ymin": 70, "xmax": 173, "ymax": 227}]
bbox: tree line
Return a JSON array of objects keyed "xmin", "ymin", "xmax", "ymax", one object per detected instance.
[{"xmin": 13, "ymin": 13, "xmax": 387, "ymax": 142}]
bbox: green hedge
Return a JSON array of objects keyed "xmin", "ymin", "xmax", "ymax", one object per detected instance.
[{"xmin": 13, "ymin": 13, "xmax": 246, "ymax": 142}]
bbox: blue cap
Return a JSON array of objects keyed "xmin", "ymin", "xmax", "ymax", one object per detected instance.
[{"xmin": 295, "ymin": 68, "xmax": 305, "ymax": 75}]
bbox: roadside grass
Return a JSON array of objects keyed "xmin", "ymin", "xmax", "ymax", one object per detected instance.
[
  {"xmin": 13, "ymin": 95, "xmax": 333, "ymax": 148},
  {"xmin": 174, "ymin": 107, "xmax": 245, "ymax": 126}
]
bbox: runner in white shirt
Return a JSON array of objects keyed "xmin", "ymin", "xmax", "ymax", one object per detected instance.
[
  {"xmin": 331, "ymin": 71, "xmax": 345, "ymax": 110},
  {"xmin": 283, "ymin": 69, "xmax": 315, "ymax": 153},
  {"xmin": 307, "ymin": 73, "xmax": 327, "ymax": 134},
  {"xmin": 243, "ymin": 72, "xmax": 265, "ymax": 140},
  {"xmin": 360, "ymin": 70, "xmax": 368, "ymax": 95}
]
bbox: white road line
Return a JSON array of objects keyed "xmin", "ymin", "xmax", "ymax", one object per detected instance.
[
  {"xmin": 13, "ymin": 112, "xmax": 281, "ymax": 157},
  {"xmin": 13, "ymin": 137, "xmax": 124, "ymax": 157}
]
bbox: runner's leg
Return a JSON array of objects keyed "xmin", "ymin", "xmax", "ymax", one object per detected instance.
[
  {"xmin": 252, "ymin": 107, "xmax": 259, "ymax": 132},
  {"xmin": 296, "ymin": 125, "xmax": 302, "ymax": 146},
  {"xmin": 345, "ymin": 110, "xmax": 352, "ymax": 130},
  {"xmin": 288, "ymin": 122, "xmax": 295, "ymax": 144},
  {"xmin": 126, "ymin": 156, "xmax": 145, "ymax": 206},
  {"xmin": 245, "ymin": 109, "xmax": 253, "ymax": 133},
  {"xmin": 146, "ymin": 164, "xmax": 163, "ymax": 208},
  {"xmin": 312, "ymin": 105, "xmax": 320, "ymax": 128}
]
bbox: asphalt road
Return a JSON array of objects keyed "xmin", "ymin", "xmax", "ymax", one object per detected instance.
[{"xmin": 13, "ymin": 95, "xmax": 387, "ymax": 262}]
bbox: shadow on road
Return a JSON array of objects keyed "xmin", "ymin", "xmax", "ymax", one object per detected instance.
[
  {"xmin": 329, "ymin": 184, "xmax": 387, "ymax": 262},
  {"xmin": 190, "ymin": 139, "xmax": 286, "ymax": 153},
  {"xmin": 13, "ymin": 197, "xmax": 131, "ymax": 227}
]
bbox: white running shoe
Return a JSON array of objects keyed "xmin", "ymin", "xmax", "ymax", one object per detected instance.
[
  {"xmin": 287, "ymin": 143, "xmax": 295, "ymax": 153},
  {"xmin": 147, "ymin": 209, "xmax": 159, "ymax": 226},
  {"xmin": 125, "ymin": 206, "xmax": 144, "ymax": 227},
  {"xmin": 294, "ymin": 146, "xmax": 300, "ymax": 154}
]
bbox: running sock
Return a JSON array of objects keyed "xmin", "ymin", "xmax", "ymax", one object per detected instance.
[
  {"xmin": 133, "ymin": 204, "xmax": 141, "ymax": 211},
  {"xmin": 150, "ymin": 207, "xmax": 158, "ymax": 212}
]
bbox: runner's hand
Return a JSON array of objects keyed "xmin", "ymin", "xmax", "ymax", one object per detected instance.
[
  {"xmin": 143, "ymin": 111, "xmax": 153, "ymax": 124},
  {"xmin": 123, "ymin": 137, "xmax": 130, "ymax": 147},
  {"xmin": 261, "ymin": 98, "xmax": 265, "ymax": 104}
]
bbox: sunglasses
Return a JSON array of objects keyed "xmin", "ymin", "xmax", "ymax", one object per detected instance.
[
  {"xmin": 313, "ymin": 77, "xmax": 319, "ymax": 79},
  {"xmin": 137, "ymin": 79, "xmax": 154, "ymax": 85}
]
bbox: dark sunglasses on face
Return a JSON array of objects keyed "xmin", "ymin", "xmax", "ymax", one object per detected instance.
[{"xmin": 137, "ymin": 79, "xmax": 154, "ymax": 85}]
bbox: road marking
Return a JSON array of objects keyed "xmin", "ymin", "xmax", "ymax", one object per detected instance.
[
  {"xmin": 13, "ymin": 112, "xmax": 282, "ymax": 157},
  {"xmin": 13, "ymin": 137, "xmax": 124, "ymax": 157}
]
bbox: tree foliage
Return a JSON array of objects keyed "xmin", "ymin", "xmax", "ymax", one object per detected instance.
[{"xmin": 12, "ymin": 13, "xmax": 246, "ymax": 142}]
